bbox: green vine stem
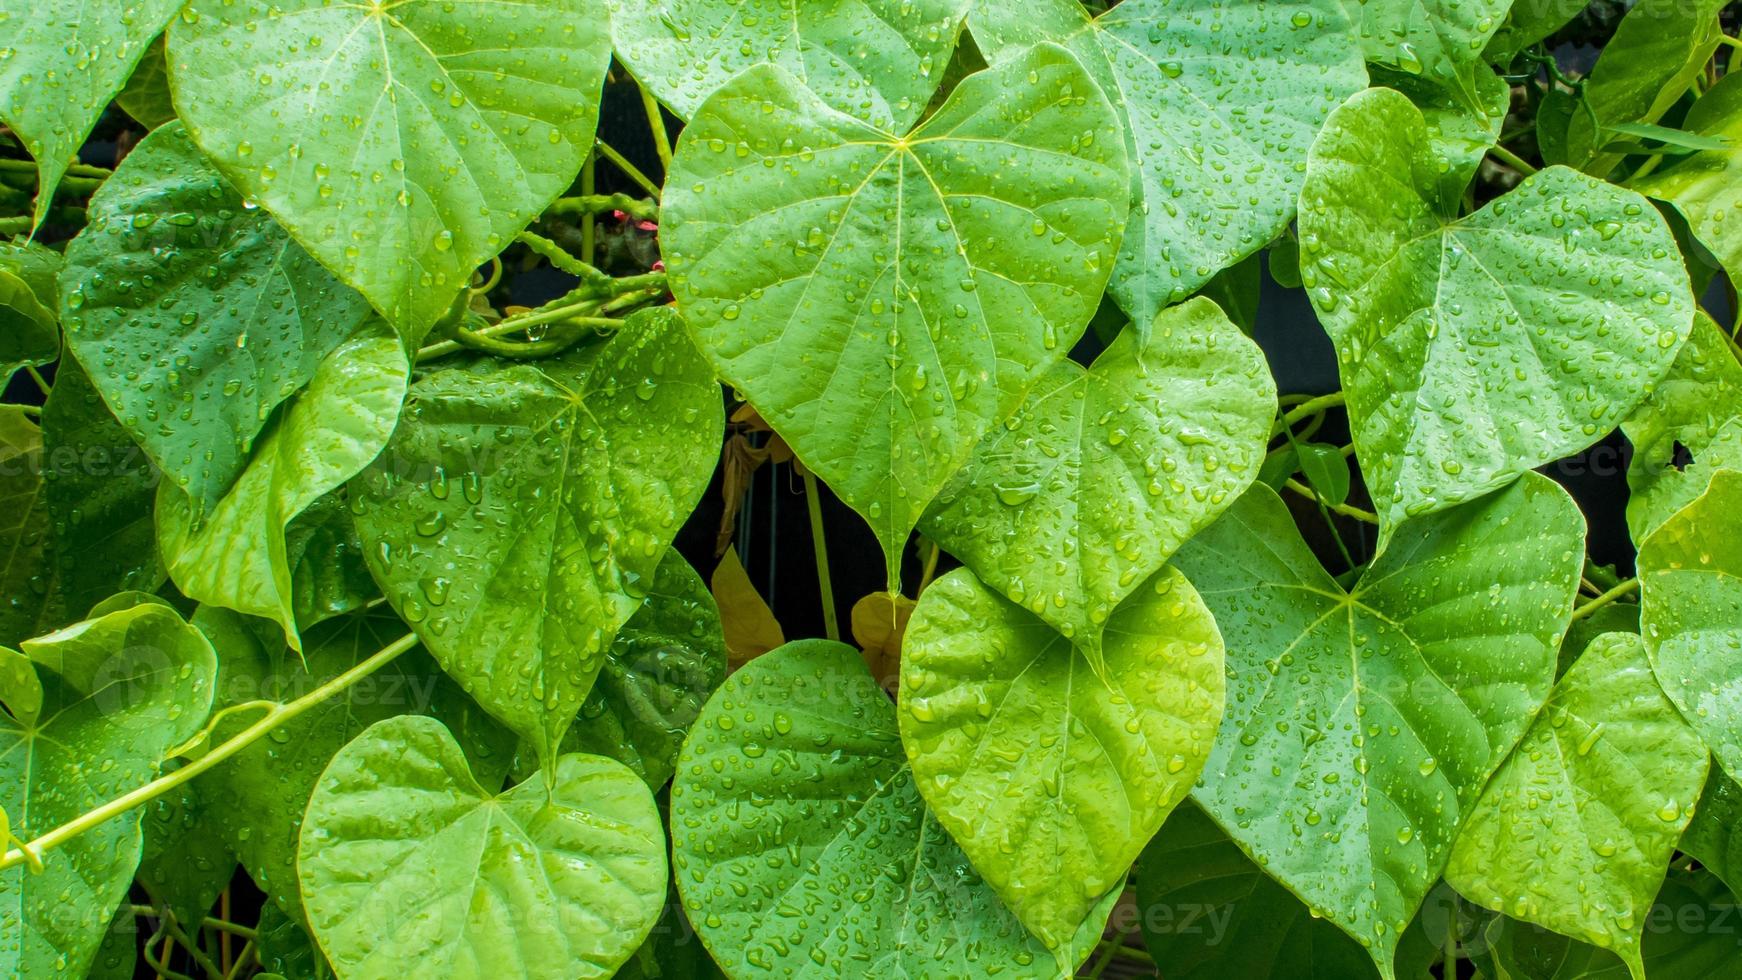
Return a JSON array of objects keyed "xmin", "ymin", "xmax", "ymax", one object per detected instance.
[
  {"xmin": 1488, "ymin": 143, "xmax": 1540, "ymax": 177},
  {"xmin": 637, "ymin": 80, "xmax": 675, "ymax": 173},
  {"xmin": 1283, "ymin": 477, "xmax": 1380, "ymax": 525},
  {"xmin": 0, "ymin": 633, "xmax": 421, "ymax": 874},
  {"xmin": 548, "ymin": 192, "xmax": 659, "ymax": 222},
  {"xmin": 802, "ymin": 470, "xmax": 840, "ymax": 642},
  {"xmin": 594, "ymin": 138, "xmax": 661, "ymax": 199},
  {"xmin": 1271, "ymin": 390, "xmax": 1345, "ymax": 436},
  {"xmin": 1570, "ymin": 577, "xmax": 1641, "ymax": 621}
]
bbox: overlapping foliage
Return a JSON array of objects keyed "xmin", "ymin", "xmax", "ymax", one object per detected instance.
[{"xmin": 0, "ymin": 0, "xmax": 1739, "ymax": 978}]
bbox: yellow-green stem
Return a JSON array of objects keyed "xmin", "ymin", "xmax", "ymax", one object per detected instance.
[
  {"xmin": 594, "ymin": 138, "xmax": 661, "ymax": 199},
  {"xmin": 637, "ymin": 81, "xmax": 675, "ymax": 173},
  {"xmin": 1488, "ymin": 143, "xmax": 1539, "ymax": 176},
  {"xmin": 1271, "ymin": 391, "xmax": 1345, "ymax": 436},
  {"xmin": 0, "ymin": 633, "xmax": 420, "ymax": 873},
  {"xmin": 1570, "ymin": 577, "xmax": 1640, "ymax": 622},
  {"xmin": 802, "ymin": 471, "xmax": 840, "ymax": 642},
  {"xmin": 1283, "ymin": 478, "xmax": 1380, "ymax": 525}
]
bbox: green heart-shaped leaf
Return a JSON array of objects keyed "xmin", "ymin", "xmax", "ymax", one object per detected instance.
[
  {"xmin": 1170, "ymin": 475, "xmax": 1583, "ymax": 977},
  {"xmin": 607, "ymin": 0, "xmax": 969, "ymax": 131},
  {"xmin": 60, "ymin": 122, "xmax": 373, "ymax": 515},
  {"xmin": 39, "ymin": 355, "xmax": 166, "ymax": 626},
  {"xmin": 157, "ymin": 321, "xmax": 407, "ymax": 648},
  {"xmin": 899, "ymin": 564, "xmax": 1225, "ymax": 945},
  {"xmin": 299, "ymin": 714, "xmax": 665, "ymax": 979},
  {"xmin": 192, "ymin": 605, "xmax": 512, "ymax": 916},
  {"xmin": 671, "ymin": 638, "xmax": 1116, "ymax": 976},
  {"xmin": 1446, "ymin": 632, "xmax": 1709, "ymax": 976},
  {"xmin": 0, "ymin": 0, "xmax": 180, "ymax": 223},
  {"xmin": 663, "ymin": 43, "xmax": 1129, "ymax": 589},
  {"xmin": 920, "ymin": 296, "xmax": 1271, "ymax": 664},
  {"xmin": 1135, "ymin": 800, "xmax": 1377, "ymax": 978},
  {"xmin": 565, "ymin": 551, "xmax": 726, "ymax": 790},
  {"xmin": 1300, "ymin": 87, "xmax": 1693, "ymax": 535},
  {"xmin": 353, "ymin": 307, "xmax": 723, "ymax": 760},
  {"xmin": 1639, "ymin": 468, "xmax": 1742, "ymax": 777},
  {"xmin": 1, "ymin": 601, "xmax": 217, "ymax": 978},
  {"xmin": 168, "ymin": 0, "xmax": 614, "ymax": 339},
  {"xmin": 969, "ymin": 0, "xmax": 1367, "ymax": 329},
  {"xmin": 1621, "ymin": 312, "xmax": 1742, "ymax": 542}
]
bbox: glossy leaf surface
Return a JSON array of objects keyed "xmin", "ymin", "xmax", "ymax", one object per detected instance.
[
  {"xmin": 672, "ymin": 639, "xmax": 1116, "ymax": 976},
  {"xmin": 60, "ymin": 123, "xmax": 371, "ymax": 515},
  {"xmin": 354, "ymin": 308, "xmax": 722, "ymax": 759},
  {"xmin": 169, "ymin": 0, "xmax": 614, "ymax": 338},
  {"xmin": 299, "ymin": 715, "xmax": 665, "ymax": 979},
  {"xmin": 969, "ymin": 0, "xmax": 1367, "ymax": 328},
  {"xmin": 664, "ymin": 44, "xmax": 1129, "ymax": 588},
  {"xmin": 1620, "ymin": 312, "xmax": 1742, "ymax": 542},
  {"xmin": 1301, "ymin": 87, "xmax": 1693, "ymax": 535},
  {"xmin": 0, "ymin": 601, "xmax": 216, "ymax": 978},
  {"xmin": 1639, "ymin": 468, "xmax": 1742, "ymax": 778},
  {"xmin": 191, "ymin": 605, "xmax": 512, "ymax": 916},
  {"xmin": 157, "ymin": 322, "xmax": 406, "ymax": 648},
  {"xmin": 900, "ymin": 564, "xmax": 1225, "ymax": 945},
  {"xmin": 607, "ymin": 0, "xmax": 969, "ymax": 131},
  {"xmin": 1446, "ymin": 632, "xmax": 1709, "ymax": 975},
  {"xmin": 1170, "ymin": 476, "xmax": 1583, "ymax": 975},
  {"xmin": 921, "ymin": 296, "xmax": 1272, "ymax": 662},
  {"xmin": 565, "ymin": 551, "xmax": 726, "ymax": 790},
  {"xmin": 0, "ymin": 0, "xmax": 180, "ymax": 223}
]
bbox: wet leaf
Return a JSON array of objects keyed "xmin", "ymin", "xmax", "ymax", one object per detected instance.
[
  {"xmin": 0, "ymin": 407, "xmax": 53, "ymax": 648},
  {"xmin": 168, "ymin": 0, "xmax": 614, "ymax": 340},
  {"xmin": 1346, "ymin": 0, "xmax": 1510, "ymax": 103},
  {"xmin": 1634, "ymin": 72, "xmax": 1742, "ymax": 295},
  {"xmin": 664, "ymin": 43, "xmax": 1129, "ymax": 589},
  {"xmin": 1621, "ymin": 312, "xmax": 1742, "ymax": 542},
  {"xmin": 60, "ymin": 122, "xmax": 372, "ymax": 515},
  {"xmin": 899, "ymin": 563, "xmax": 1225, "ymax": 945},
  {"xmin": 607, "ymin": 0, "xmax": 970, "ymax": 131},
  {"xmin": 0, "ymin": 0, "xmax": 180, "ymax": 223},
  {"xmin": 1639, "ymin": 468, "xmax": 1742, "ymax": 778},
  {"xmin": 670, "ymin": 639, "xmax": 1116, "ymax": 976},
  {"xmin": 353, "ymin": 307, "xmax": 722, "ymax": 761},
  {"xmin": 1446, "ymin": 633, "xmax": 1709, "ymax": 976},
  {"xmin": 0, "ymin": 601, "xmax": 217, "ymax": 978},
  {"xmin": 1563, "ymin": 0, "xmax": 1731, "ymax": 176},
  {"xmin": 969, "ymin": 0, "xmax": 1366, "ymax": 329},
  {"xmin": 189, "ymin": 606, "xmax": 512, "ymax": 919},
  {"xmin": 1682, "ymin": 769, "xmax": 1742, "ymax": 898},
  {"xmin": 0, "ymin": 242, "xmax": 59, "ymax": 383},
  {"xmin": 1170, "ymin": 476, "xmax": 1584, "ymax": 976},
  {"xmin": 566, "ymin": 551, "xmax": 727, "ymax": 790},
  {"xmin": 299, "ymin": 715, "xmax": 665, "ymax": 979},
  {"xmin": 920, "ymin": 296, "xmax": 1273, "ymax": 665},
  {"xmin": 1300, "ymin": 87, "xmax": 1693, "ymax": 537},
  {"xmin": 156, "ymin": 321, "xmax": 407, "ymax": 648},
  {"xmin": 39, "ymin": 354, "xmax": 165, "ymax": 625},
  {"xmin": 1135, "ymin": 800, "xmax": 1377, "ymax": 978}
]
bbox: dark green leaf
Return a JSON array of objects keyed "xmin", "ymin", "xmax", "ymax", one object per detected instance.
[{"xmin": 354, "ymin": 307, "xmax": 722, "ymax": 760}]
